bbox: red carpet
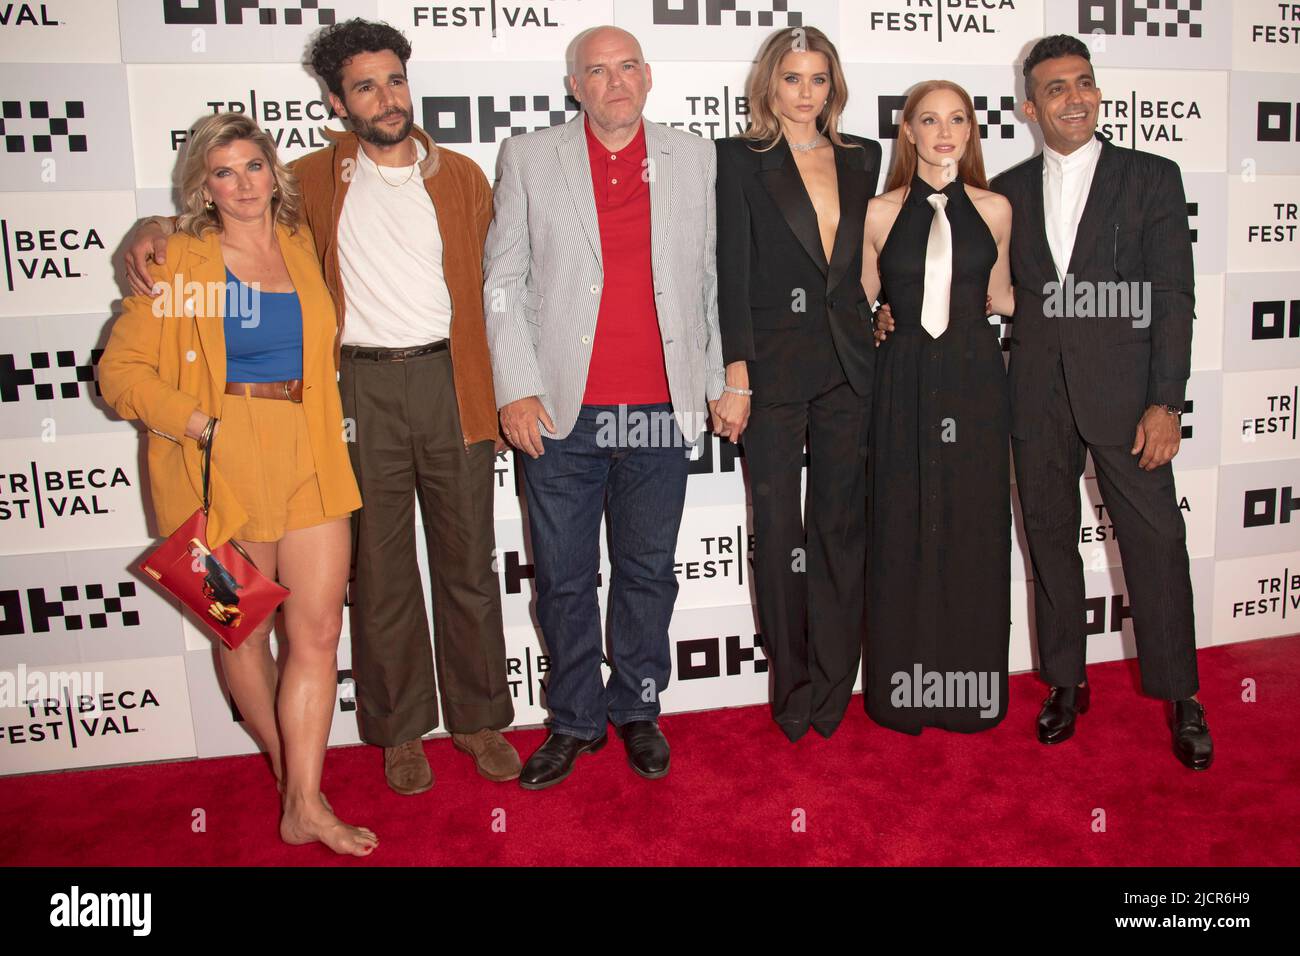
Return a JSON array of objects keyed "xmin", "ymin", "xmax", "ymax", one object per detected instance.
[{"xmin": 3, "ymin": 636, "xmax": 1298, "ymax": 867}]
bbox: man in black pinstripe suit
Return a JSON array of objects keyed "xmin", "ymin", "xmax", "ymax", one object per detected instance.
[{"xmin": 990, "ymin": 35, "xmax": 1212, "ymax": 770}]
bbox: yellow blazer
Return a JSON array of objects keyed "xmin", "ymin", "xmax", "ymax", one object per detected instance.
[{"xmin": 99, "ymin": 222, "xmax": 361, "ymax": 547}]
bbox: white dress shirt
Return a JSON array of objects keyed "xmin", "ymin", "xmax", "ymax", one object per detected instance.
[{"xmin": 1042, "ymin": 135, "xmax": 1103, "ymax": 280}]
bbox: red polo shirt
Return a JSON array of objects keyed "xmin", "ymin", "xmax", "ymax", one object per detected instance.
[{"xmin": 581, "ymin": 117, "xmax": 671, "ymax": 405}]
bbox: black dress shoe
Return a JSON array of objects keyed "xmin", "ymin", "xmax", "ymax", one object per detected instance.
[
  {"xmin": 518, "ymin": 732, "xmax": 606, "ymax": 791},
  {"xmin": 1170, "ymin": 699, "xmax": 1213, "ymax": 771},
  {"xmin": 618, "ymin": 720, "xmax": 670, "ymax": 779},
  {"xmin": 1036, "ymin": 683, "xmax": 1090, "ymax": 744}
]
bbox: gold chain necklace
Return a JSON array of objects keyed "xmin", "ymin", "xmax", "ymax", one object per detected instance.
[{"xmin": 372, "ymin": 141, "xmax": 418, "ymax": 187}]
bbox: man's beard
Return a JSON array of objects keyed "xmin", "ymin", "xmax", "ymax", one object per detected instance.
[{"xmin": 354, "ymin": 107, "xmax": 414, "ymax": 147}]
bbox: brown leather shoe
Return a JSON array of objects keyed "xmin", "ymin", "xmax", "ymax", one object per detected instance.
[
  {"xmin": 452, "ymin": 728, "xmax": 522, "ymax": 782},
  {"xmin": 383, "ymin": 738, "xmax": 433, "ymax": 795}
]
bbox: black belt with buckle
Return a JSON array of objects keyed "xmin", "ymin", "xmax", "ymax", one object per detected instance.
[{"xmin": 341, "ymin": 340, "xmax": 449, "ymax": 362}]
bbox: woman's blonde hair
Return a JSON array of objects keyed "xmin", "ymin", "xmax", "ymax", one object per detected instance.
[
  {"xmin": 175, "ymin": 112, "xmax": 301, "ymax": 238},
  {"xmin": 885, "ymin": 80, "xmax": 989, "ymax": 192},
  {"xmin": 740, "ymin": 25, "xmax": 857, "ymax": 151}
]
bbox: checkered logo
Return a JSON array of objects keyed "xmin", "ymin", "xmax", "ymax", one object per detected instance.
[
  {"xmin": 1, "ymin": 101, "xmax": 86, "ymax": 154},
  {"xmin": 1180, "ymin": 398, "xmax": 1194, "ymax": 439},
  {"xmin": 1079, "ymin": 0, "xmax": 1204, "ymax": 38},
  {"xmin": 0, "ymin": 582, "xmax": 140, "ymax": 635},
  {"xmin": 1186, "ymin": 201, "xmax": 1198, "ymax": 242},
  {"xmin": 877, "ymin": 95, "xmax": 1019, "ymax": 141},
  {"xmin": 1252, "ymin": 300, "xmax": 1300, "ymax": 341},
  {"xmin": 0, "ymin": 350, "xmax": 102, "ymax": 403},
  {"xmin": 1258, "ymin": 102, "xmax": 1300, "ymax": 143},
  {"xmin": 421, "ymin": 93, "xmax": 580, "ymax": 145},
  {"xmin": 652, "ymin": 0, "xmax": 803, "ymax": 27},
  {"xmin": 986, "ymin": 314, "xmax": 1012, "ymax": 352},
  {"xmin": 163, "ymin": 0, "xmax": 336, "ymax": 26},
  {"xmin": 972, "ymin": 95, "xmax": 1017, "ymax": 140},
  {"xmin": 677, "ymin": 634, "xmax": 769, "ymax": 680}
]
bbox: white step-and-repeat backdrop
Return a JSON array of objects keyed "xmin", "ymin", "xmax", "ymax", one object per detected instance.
[{"xmin": 0, "ymin": 0, "xmax": 1296, "ymax": 775}]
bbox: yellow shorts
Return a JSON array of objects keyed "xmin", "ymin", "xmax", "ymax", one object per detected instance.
[{"xmin": 213, "ymin": 392, "xmax": 342, "ymax": 543}]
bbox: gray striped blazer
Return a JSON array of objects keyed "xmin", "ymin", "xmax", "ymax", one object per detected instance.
[{"xmin": 482, "ymin": 114, "xmax": 725, "ymax": 442}]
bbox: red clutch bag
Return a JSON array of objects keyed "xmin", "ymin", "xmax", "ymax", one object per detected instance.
[{"xmin": 140, "ymin": 425, "xmax": 289, "ymax": 649}]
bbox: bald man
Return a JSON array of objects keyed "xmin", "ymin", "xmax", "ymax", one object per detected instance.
[{"xmin": 483, "ymin": 26, "xmax": 726, "ymax": 789}]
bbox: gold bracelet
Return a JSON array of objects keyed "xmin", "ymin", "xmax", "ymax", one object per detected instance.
[{"xmin": 197, "ymin": 417, "xmax": 217, "ymax": 451}]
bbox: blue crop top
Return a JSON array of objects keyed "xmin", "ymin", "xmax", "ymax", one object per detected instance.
[{"xmin": 223, "ymin": 267, "xmax": 303, "ymax": 382}]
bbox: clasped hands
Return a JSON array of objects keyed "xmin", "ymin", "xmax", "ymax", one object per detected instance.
[{"xmin": 497, "ymin": 362, "xmax": 752, "ymax": 458}]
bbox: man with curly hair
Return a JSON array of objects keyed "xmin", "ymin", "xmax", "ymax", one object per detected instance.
[{"xmin": 125, "ymin": 18, "xmax": 519, "ymax": 795}]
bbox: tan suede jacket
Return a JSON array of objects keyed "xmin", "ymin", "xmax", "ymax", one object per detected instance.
[{"xmin": 291, "ymin": 126, "xmax": 499, "ymax": 446}]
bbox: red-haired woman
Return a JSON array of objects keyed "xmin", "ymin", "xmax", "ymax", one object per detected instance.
[{"xmin": 860, "ymin": 81, "xmax": 1015, "ymax": 734}]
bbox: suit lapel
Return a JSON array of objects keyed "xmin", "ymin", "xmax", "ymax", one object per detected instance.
[
  {"xmin": 1066, "ymin": 135, "xmax": 1120, "ymax": 277},
  {"xmin": 644, "ymin": 120, "xmax": 673, "ymax": 276},
  {"xmin": 182, "ymin": 230, "xmax": 227, "ymax": 390},
  {"xmin": 758, "ymin": 139, "xmax": 829, "ymax": 279},
  {"xmin": 556, "ymin": 115, "xmax": 603, "ymax": 268},
  {"xmin": 826, "ymin": 141, "xmax": 868, "ymax": 293}
]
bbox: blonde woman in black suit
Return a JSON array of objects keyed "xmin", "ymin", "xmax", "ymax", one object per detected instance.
[{"xmin": 714, "ymin": 26, "xmax": 881, "ymax": 741}]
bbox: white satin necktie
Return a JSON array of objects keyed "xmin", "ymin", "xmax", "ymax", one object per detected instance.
[{"xmin": 920, "ymin": 192, "xmax": 952, "ymax": 339}]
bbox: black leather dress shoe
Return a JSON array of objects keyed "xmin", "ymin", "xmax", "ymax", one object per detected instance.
[
  {"xmin": 518, "ymin": 732, "xmax": 606, "ymax": 791},
  {"xmin": 1170, "ymin": 699, "xmax": 1213, "ymax": 771},
  {"xmin": 618, "ymin": 720, "xmax": 670, "ymax": 779},
  {"xmin": 1036, "ymin": 683, "xmax": 1090, "ymax": 744}
]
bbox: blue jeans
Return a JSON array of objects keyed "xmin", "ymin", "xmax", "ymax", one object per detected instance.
[{"xmin": 521, "ymin": 403, "xmax": 690, "ymax": 739}]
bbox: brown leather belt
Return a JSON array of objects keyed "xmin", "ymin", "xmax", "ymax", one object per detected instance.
[
  {"xmin": 226, "ymin": 379, "xmax": 303, "ymax": 402},
  {"xmin": 340, "ymin": 340, "xmax": 448, "ymax": 362}
]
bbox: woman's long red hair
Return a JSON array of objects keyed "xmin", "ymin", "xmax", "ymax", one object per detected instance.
[{"xmin": 885, "ymin": 80, "xmax": 989, "ymax": 192}]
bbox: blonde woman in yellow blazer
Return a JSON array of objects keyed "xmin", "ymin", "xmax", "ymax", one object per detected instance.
[{"xmin": 99, "ymin": 113, "xmax": 373, "ymax": 856}]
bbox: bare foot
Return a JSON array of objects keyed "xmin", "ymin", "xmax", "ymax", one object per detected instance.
[
  {"xmin": 277, "ymin": 780, "xmax": 333, "ymax": 813},
  {"xmin": 280, "ymin": 798, "xmax": 378, "ymax": 857}
]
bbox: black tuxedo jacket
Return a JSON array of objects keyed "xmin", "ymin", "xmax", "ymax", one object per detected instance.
[
  {"xmin": 990, "ymin": 133, "xmax": 1194, "ymax": 446},
  {"xmin": 715, "ymin": 133, "xmax": 882, "ymax": 402}
]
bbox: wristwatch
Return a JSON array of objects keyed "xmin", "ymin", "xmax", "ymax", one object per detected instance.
[{"xmin": 1158, "ymin": 403, "xmax": 1184, "ymax": 419}]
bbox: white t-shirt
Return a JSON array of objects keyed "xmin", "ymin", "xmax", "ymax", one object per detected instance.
[
  {"xmin": 1042, "ymin": 134, "xmax": 1103, "ymax": 280},
  {"xmin": 337, "ymin": 137, "xmax": 453, "ymax": 347}
]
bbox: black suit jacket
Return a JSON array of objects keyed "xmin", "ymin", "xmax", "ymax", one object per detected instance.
[
  {"xmin": 715, "ymin": 133, "xmax": 882, "ymax": 402},
  {"xmin": 990, "ymin": 133, "xmax": 1194, "ymax": 445}
]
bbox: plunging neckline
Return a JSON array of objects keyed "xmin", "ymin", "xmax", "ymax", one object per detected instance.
[{"xmin": 789, "ymin": 142, "xmax": 841, "ymax": 265}]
